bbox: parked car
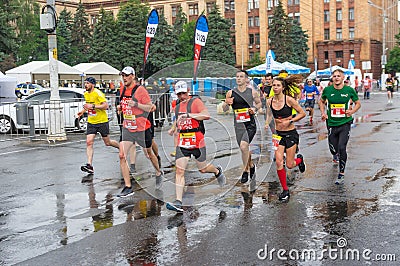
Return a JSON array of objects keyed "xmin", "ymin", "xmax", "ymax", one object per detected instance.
[
  {"xmin": 0, "ymin": 88, "xmax": 113, "ymax": 134},
  {"xmin": 15, "ymin": 83, "xmax": 45, "ymax": 98}
]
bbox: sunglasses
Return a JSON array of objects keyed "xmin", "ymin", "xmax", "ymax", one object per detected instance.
[
  {"xmin": 121, "ymin": 73, "xmax": 132, "ymax": 77},
  {"xmin": 177, "ymin": 92, "xmax": 187, "ymax": 95}
]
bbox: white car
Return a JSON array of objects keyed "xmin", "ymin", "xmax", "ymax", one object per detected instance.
[{"xmin": 0, "ymin": 88, "xmax": 113, "ymax": 134}]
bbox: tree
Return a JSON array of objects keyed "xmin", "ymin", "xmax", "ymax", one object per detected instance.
[
  {"xmin": 246, "ymin": 52, "xmax": 264, "ymax": 68},
  {"xmin": 173, "ymin": 7, "xmax": 187, "ymax": 38},
  {"xmin": 202, "ymin": 4, "xmax": 235, "ymax": 66},
  {"xmin": 287, "ymin": 19, "xmax": 309, "ymax": 66},
  {"xmin": 268, "ymin": 1, "xmax": 292, "ymax": 62},
  {"xmin": 0, "ymin": 1, "xmax": 18, "ymax": 71},
  {"xmin": 89, "ymin": 7, "xmax": 117, "ymax": 66},
  {"xmin": 146, "ymin": 13, "xmax": 178, "ymax": 75},
  {"xmin": 386, "ymin": 33, "xmax": 400, "ymax": 73},
  {"xmin": 70, "ymin": 1, "xmax": 92, "ymax": 65},
  {"xmin": 113, "ymin": 0, "xmax": 149, "ymax": 71},
  {"xmin": 15, "ymin": 0, "xmax": 48, "ymax": 65},
  {"xmin": 57, "ymin": 8, "xmax": 73, "ymax": 65},
  {"xmin": 176, "ymin": 20, "xmax": 196, "ymax": 63}
]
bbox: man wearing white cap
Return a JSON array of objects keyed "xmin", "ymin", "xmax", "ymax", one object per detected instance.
[
  {"xmin": 166, "ymin": 81, "xmax": 226, "ymax": 213},
  {"xmin": 116, "ymin": 66, "xmax": 163, "ymax": 197}
]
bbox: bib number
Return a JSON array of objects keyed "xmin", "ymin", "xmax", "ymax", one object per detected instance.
[
  {"xmin": 234, "ymin": 108, "xmax": 251, "ymax": 123},
  {"xmin": 330, "ymin": 104, "xmax": 346, "ymax": 118},
  {"xmin": 272, "ymin": 134, "xmax": 282, "ymax": 150},
  {"xmin": 306, "ymin": 93, "xmax": 314, "ymax": 100},
  {"xmin": 179, "ymin": 132, "xmax": 196, "ymax": 149},
  {"xmin": 123, "ymin": 114, "xmax": 137, "ymax": 130},
  {"xmin": 88, "ymin": 109, "xmax": 97, "ymax": 117}
]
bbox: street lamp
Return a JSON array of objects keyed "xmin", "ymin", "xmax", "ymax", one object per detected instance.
[
  {"xmin": 368, "ymin": 0, "xmax": 398, "ymax": 90},
  {"xmin": 240, "ymin": 24, "xmax": 244, "ymax": 70}
]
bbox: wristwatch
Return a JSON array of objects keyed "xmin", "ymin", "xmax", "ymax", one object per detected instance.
[
  {"xmin": 92, "ymin": 104, "xmax": 95, "ymax": 110},
  {"xmin": 289, "ymin": 119, "xmax": 294, "ymax": 124}
]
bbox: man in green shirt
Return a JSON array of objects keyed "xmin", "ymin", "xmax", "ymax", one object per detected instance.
[{"xmin": 319, "ymin": 69, "xmax": 361, "ymax": 185}]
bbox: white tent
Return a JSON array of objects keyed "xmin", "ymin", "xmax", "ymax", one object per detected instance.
[
  {"xmin": 73, "ymin": 62, "xmax": 120, "ymax": 81},
  {"xmin": 0, "ymin": 71, "xmax": 18, "ymax": 101},
  {"xmin": 307, "ymin": 65, "xmax": 354, "ymax": 79},
  {"xmin": 5, "ymin": 61, "xmax": 83, "ymax": 84}
]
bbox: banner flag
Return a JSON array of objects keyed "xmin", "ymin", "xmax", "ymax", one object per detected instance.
[
  {"xmin": 265, "ymin": 50, "xmax": 276, "ymax": 74},
  {"xmin": 193, "ymin": 15, "xmax": 208, "ymax": 84},
  {"xmin": 143, "ymin": 9, "xmax": 159, "ymax": 78}
]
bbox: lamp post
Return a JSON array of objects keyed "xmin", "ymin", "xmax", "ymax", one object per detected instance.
[
  {"xmin": 241, "ymin": 24, "xmax": 244, "ymax": 70},
  {"xmin": 368, "ymin": 0, "xmax": 398, "ymax": 90}
]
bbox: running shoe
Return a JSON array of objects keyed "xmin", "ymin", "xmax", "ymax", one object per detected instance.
[
  {"xmin": 333, "ymin": 154, "xmax": 339, "ymax": 164},
  {"xmin": 81, "ymin": 163, "xmax": 94, "ymax": 174},
  {"xmin": 297, "ymin": 154, "xmax": 306, "ymax": 173},
  {"xmin": 156, "ymin": 171, "xmax": 164, "ymax": 190},
  {"xmin": 216, "ymin": 165, "xmax": 226, "ymax": 187},
  {"xmin": 241, "ymin": 171, "xmax": 249, "ymax": 183},
  {"xmin": 278, "ymin": 190, "xmax": 290, "ymax": 202},
  {"xmin": 117, "ymin": 186, "xmax": 134, "ymax": 198},
  {"xmin": 170, "ymin": 151, "xmax": 176, "ymax": 157},
  {"xmin": 130, "ymin": 164, "xmax": 136, "ymax": 173},
  {"xmin": 335, "ymin": 174, "xmax": 345, "ymax": 185},
  {"xmin": 166, "ymin": 200, "xmax": 183, "ymax": 213},
  {"xmin": 157, "ymin": 155, "xmax": 162, "ymax": 169},
  {"xmin": 250, "ymin": 164, "xmax": 256, "ymax": 179}
]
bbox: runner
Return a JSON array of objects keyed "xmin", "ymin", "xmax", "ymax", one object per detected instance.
[
  {"xmin": 166, "ymin": 81, "xmax": 226, "ymax": 212},
  {"xmin": 386, "ymin": 73, "xmax": 394, "ymax": 104},
  {"xmin": 222, "ymin": 70, "xmax": 262, "ymax": 183},
  {"xmin": 265, "ymin": 74, "xmax": 306, "ymax": 202},
  {"xmin": 77, "ymin": 77, "xmax": 119, "ymax": 174},
  {"xmin": 318, "ymin": 69, "xmax": 361, "ymax": 185},
  {"xmin": 302, "ymin": 79, "xmax": 320, "ymax": 124},
  {"xmin": 116, "ymin": 66, "xmax": 163, "ymax": 197}
]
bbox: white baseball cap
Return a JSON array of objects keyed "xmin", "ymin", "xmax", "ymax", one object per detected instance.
[
  {"xmin": 175, "ymin": 81, "xmax": 188, "ymax": 94},
  {"xmin": 120, "ymin": 66, "xmax": 135, "ymax": 75}
]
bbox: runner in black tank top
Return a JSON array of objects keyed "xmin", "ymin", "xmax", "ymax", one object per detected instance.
[
  {"xmin": 266, "ymin": 75, "xmax": 306, "ymax": 202},
  {"xmin": 222, "ymin": 70, "xmax": 262, "ymax": 184}
]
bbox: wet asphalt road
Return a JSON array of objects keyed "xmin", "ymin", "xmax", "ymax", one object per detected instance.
[{"xmin": 1, "ymin": 92, "xmax": 399, "ymax": 265}]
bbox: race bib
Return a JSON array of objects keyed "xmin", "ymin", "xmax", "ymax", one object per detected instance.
[
  {"xmin": 272, "ymin": 134, "xmax": 282, "ymax": 151},
  {"xmin": 124, "ymin": 119, "xmax": 137, "ymax": 130},
  {"xmin": 306, "ymin": 93, "xmax": 314, "ymax": 100},
  {"xmin": 330, "ymin": 104, "xmax": 346, "ymax": 117},
  {"xmin": 88, "ymin": 109, "xmax": 97, "ymax": 117},
  {"xmin": 179, "ymin": 132, "xmax": 196, "ymax": 149},
  {"xmin": 123, "ymin": 114, "xmax": 136, "ymax": 121},
  {"xmin": 234, "ymin": 108, "xmax": 251, "ymax": 123}
]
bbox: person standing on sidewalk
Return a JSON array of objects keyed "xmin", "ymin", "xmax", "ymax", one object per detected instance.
[
  {"xmin": 222, "ymin": 70, "xmax": 262, "ymax": 184},
  {"xmin": 117, "ymin": 66, "xmax": 163, "ymax": 197},
  {"xmin": 319, "ymin": 69, "xmax": 361, "ymax": 185},
  {"xmin": 265, "ymin": 75, "xmax": 306, "ymax": 202},
  {"xmin": 77, "ymin": 77, "xmax": 119, "ymax": 174},
  {"xmin": 166, "ymin": 81, "xmax": 226, "ymax": 213}
]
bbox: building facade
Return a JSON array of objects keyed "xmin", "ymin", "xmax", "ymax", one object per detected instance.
[{"xmin": 38, "ymin": 0, "xmax": 399, "ymax": 78}]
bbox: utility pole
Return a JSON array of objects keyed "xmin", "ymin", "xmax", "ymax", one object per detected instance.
[{"xmin": 40, "ymin": 0, "xmax": 67, "ymax": 141}]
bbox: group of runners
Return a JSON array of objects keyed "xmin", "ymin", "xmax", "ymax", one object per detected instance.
[{"xmin": 77, "ymin": 66, "xmax": 361, "ymax": 212}]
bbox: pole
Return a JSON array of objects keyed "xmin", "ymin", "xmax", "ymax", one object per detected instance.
[
  {"xmin": 381, "ymin": 8, "xmax": 386, "ymax": 91},
  {"xmin": 241, "ymin": 24, "xmax": 244, "ymax": 70},
  {"xmin": 46, "ymin": 0, "xmax": 67, "ymax": 141}
]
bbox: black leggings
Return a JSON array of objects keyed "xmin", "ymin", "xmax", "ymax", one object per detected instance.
[{"xmin": 328, "ymin": 122, "xmax": 351, "ymax": 173}]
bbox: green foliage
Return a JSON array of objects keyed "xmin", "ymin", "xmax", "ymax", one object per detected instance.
[
  {"xmin": 89, "ymin": 7, "xmax": 117, "ymax": 66},
  {"xmin": 114, "ymin": 0, "xmax": 149, "ymax": 71},
  {"xmin": 146, "ymin": 13, "xmax": 178, "ymax": 76},
  {"xmin": 386, "ymin": 46, "xmax": 400, "ymax": 73},
  {"xmin": 173, "ymin": 7, "xmax": 187, "ymax": 37},
  {"xmin": 176, "ymin": 20, "xmax": 196, "ymax": 63},
  {"xmin": 246, "ymin": 53, "xmax": 264, "ymax": 68},
  {"xmin": 57, "ymin": 8, "xmax": 73, "ymax": 65},
  {"xmin": 0, "ymin": 1, "xmax": 18, "ymax": 71},
  {"xmin": 202, "ymin": 4, "xmax": 235, "ymax": 66},
  {"xmin": 268, "ymin": 1, "xmax": 308, "ymax": 66},
  {"xmin": 70, "ymin": 1, "xmax": 92, "ymax": 65}
]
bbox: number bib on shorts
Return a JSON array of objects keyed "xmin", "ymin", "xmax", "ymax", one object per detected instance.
[
  {"xmin": 272, "ymin": 134, "xmax": 282, "ymax": 150},
  {"xmin": 179, "ymin": 132, "xmax": 196, "ymax": 149},
  {"xmin": 123, "ymin": 114, "xmax": 137, "ymax": 130},
  {"xmin": 234, "ymin": 108, "xmax": 251, "ymax": 123},
  {"xmin": 330, "ymin": 104, "xmax": 346, "ymax": 118},
  {"xmin": 88, "ymin": 109, "xmax": 97, "ymax": 117},
  {"xmin": 306, "ymin": 93, "xmax": 314, "ymax": 100}
]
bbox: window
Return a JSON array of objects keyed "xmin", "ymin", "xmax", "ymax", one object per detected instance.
[
  {"xmin": 336, "ymin": 28, "xmax": 342, "ymax": 40},
  {"xmin": 336, "ymin": 9, "xmax": 342, "ymax": 21},
  {"xmin": 189, "ymin": 4, "xmax": 199, "ymax": 15},
  {"xmin": 248, "ymin": 17, "xmax": 254, "ymax": 27},
  {"xmin": 350, "ymin": 50, "xmax": 354, "ymax": 58},
  {"xmin": 349, "ymin": 8, "xmax": 354, "ymax": 21},
  {"xmin": 254, "ymin": 0, "xmax": 259, "ymax": 9},
  {"xmin": 294, "ymin": 0, "xmax": 300, "ymax": 4},
  {"xmin": 324, "ymin": 51, "xmax": 329, "ymax": 60},
  {"xmin": 225, "ymin": 0, "xmax": 235, "ymax": 11},
  {"xmin": 254, "ymin": 16, "xmax": 260, "ymax": 27},
  {"xmin": 249, "ymin": 52, "xmax": 254, "ymax": 60},
  {"xmin": 335, "ymin": 51, "xmax": 343, "ymax": 58},
  {"xmin": 91, "ymin": 15, "xmax": 97, "ymax": 25},
  {"xmin": 249, "ymin": 34, "xmax": 255, "ymax": 45},
  {"xmin": 255, "ymin": 33, "xmax": 260, "ymax": 45},
  {"xmin": 268, "ymin": 15, "xmax": 273, "ymax": 25},
  {"xmin": 172, "ymin": 6, "xmax": 178, "ymax": 17},
  {"xmin": 268, "ymin": 0, "xmax": 273, "ymax": 9},
  {"xmin": 248, "ymin": 0, "xmax": 253, "ymax": 11},
  {"xmin": 349, "ymin": 27, "xmax": 355, "ymax": 39},
  {"xmin": 288, "ymin": 0, "xmax": 293, "ymax": 5},
  {"xmin": 231, "ymin": 1, "xmax": 235, "ymax": 10},
  {"xmin": 156, "ymin": 7, "xmax": 164, "ymax": 16},
  {"xmin": 324, "ymin": 0, "xmax": 329, "ymax": 2},
  {"xmin": 293, "ymin": 15, "xmax": 300, "ymax": 23},
  {"xmin": 324, "ymin": 10, "xmax": 330, "ymax": 22},
  {"xmin": 324, "ymin": 29, "xmax": 330, "ymax": 40},
  {"xmin": 207, "ymin": 2, "xmax": 215, "ymax": 13}
]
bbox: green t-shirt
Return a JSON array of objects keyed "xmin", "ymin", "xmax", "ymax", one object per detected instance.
[{"xmin": 321, "ymin": 85, "xmax": 359, "ymax": 127}]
